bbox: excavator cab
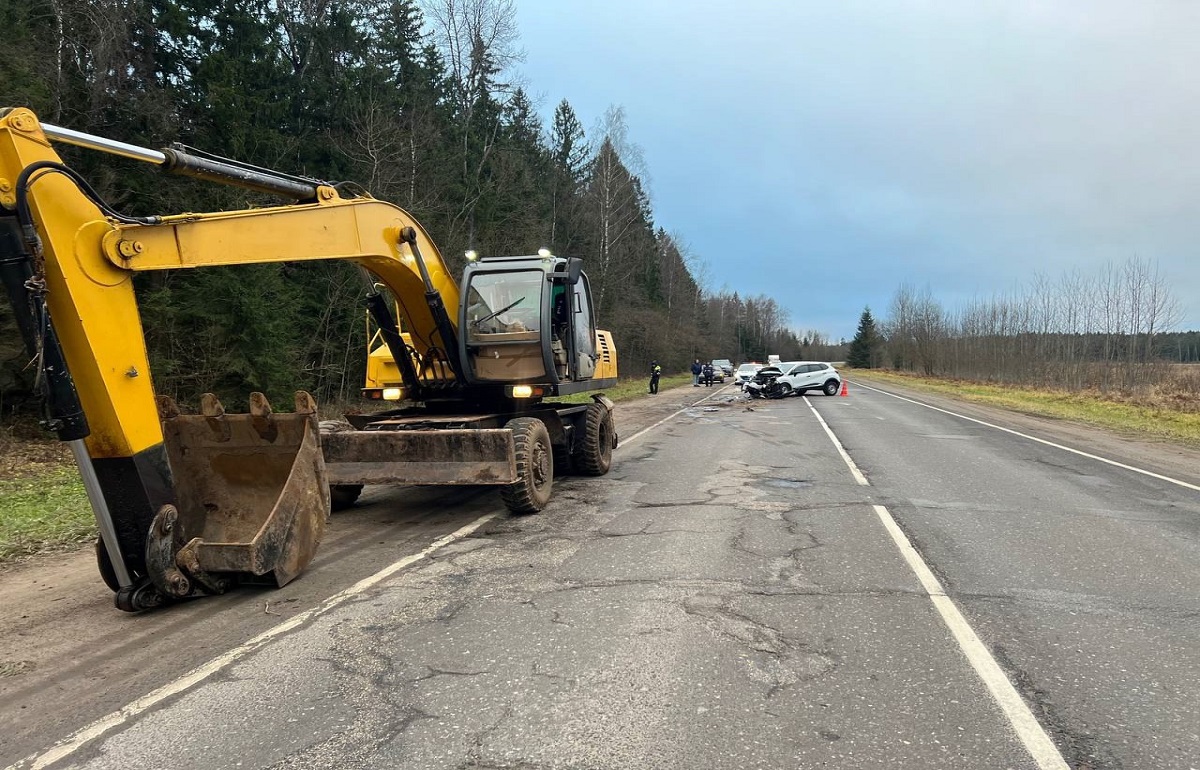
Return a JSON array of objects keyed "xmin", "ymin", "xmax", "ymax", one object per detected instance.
[{"xmin": 458, "ymin": 252, "xmax": 602, "ymax": 394}]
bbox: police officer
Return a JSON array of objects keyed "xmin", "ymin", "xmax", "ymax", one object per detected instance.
[{"xmin": 649, "ymin": 360, "xmax": 662, "ymax": 394}]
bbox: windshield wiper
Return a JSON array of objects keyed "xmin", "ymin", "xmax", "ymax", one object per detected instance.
[{"xmin": 473, "ymin": 296, "xmax": 525, "ymax": 327}]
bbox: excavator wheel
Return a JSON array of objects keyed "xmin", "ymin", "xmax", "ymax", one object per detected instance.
[
  {"xmin": 329, "ymin": 484, "xmax": 363, "ymax": 511},
  {"xmin": 501, "ymin": 417, "xmax": 553, "ymax": 514},
  {"xmin": 574, "ymin": 402, "xmax": 615, "ymax": 477},
  {"xmin": 552, "ymin": 443, "xmax": 574, "ymax": 477},
  {"xmin": 95, "ymin": 539, "xmax": 119, "ymax": 592},
  {"xmin": 321, "ymin": 420, "xmax": 363, "ymax": 511}
]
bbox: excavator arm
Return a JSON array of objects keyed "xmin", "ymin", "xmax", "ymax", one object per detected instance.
[
  {"xmin": 0, "ymin": 108, "xmax": 464, "ymax": 609},
  {"xmin": 1, "ymin": 107, "xmax": 462, "ymax": 452},
  {"xmin": 1, "ymin": 107, "xmax": 619, "ymax": 612}
]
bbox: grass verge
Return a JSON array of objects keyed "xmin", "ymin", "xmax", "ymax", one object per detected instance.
[
  {"xmin": 848, "ymin": 369, "xmax": 1200, "ymax": 447},
  {"xmin": 556, "ymin": 373, "xmax": 696, "ymax": 403},
  {"xmin": 0, "ymin": 469, "xmax": 93, "ymax": 563}
]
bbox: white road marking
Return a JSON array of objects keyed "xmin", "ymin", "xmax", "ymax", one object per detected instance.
[
  {"xmin": 803, "ymin": 397, "xmax": 869, "ymax": 486},
  {"xmin": 8, "ymin": 512, "xmax": 500, "ymax": 770},
  {"xmin": 870, "ymin": 504, "xmax": 1071, "ymax": 770},
  {"xmin": 618, "ymin": 384, "xmax": 732, "ymax": 447},
  {"xmin": 809, "ymin": 398, "xmax": 1071, "ymax": 770},
  {"xmin": 853, "ymin": 381, "xmax": 1200, "ymax": 492}
]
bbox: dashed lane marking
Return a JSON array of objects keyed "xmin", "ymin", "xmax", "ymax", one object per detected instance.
[{"xmin": 806, "ymin": 394, "xmax": 1072, "ymax": 770}]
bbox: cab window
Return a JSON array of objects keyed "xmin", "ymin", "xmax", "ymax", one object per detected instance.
[{"xmin": 464, "ymin": 270, "xmax": 543, "ymax": 342}]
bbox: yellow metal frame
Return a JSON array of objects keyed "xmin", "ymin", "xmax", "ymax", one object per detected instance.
[{"xmin": 0, "ymin": 108, "xmax": 459, "ymax": 460}]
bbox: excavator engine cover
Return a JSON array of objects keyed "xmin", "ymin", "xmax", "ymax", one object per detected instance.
[{"xmin": 157, "ymin": 391, "xmax": 329, "ymax": 589}]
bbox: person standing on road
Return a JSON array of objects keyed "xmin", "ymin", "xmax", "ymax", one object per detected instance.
[
  {"xmin": 691, "ymin": 358, "xmax": 702, "ymax": 387},
  {"xmin": 702, "ymin": 361, "xmax": 715, "ymax": 387},
  {"xmin": 649, "ymin": 360, "xmax": 662, "ymax": 394}
]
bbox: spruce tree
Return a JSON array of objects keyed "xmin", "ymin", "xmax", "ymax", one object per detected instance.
[{"xmin": 846, "ymin": 307, "xmax": 880, "ymax": 368}]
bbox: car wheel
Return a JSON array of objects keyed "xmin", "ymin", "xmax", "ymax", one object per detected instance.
[
  {"xmin": 823, "ymin": 379, "xmax": 840, "ymax": 396},
  {"xmin": 779, "ymin": 383, "xmax": 792, "ymax": 396}
]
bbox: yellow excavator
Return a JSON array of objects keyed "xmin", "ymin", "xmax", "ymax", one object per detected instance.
[{"xmin": 0, "ymin": 107, "xmax": 618, "ymax": 612}]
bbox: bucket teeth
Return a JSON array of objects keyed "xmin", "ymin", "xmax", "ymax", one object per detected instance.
[
  {"xmin": 249, "ymin": 393, "xmax": 278, "ymax": 442},
  {"xmin": 200, "ymin": 393, "xmax": 226, "ymax": 418},
  {"xmin": 157, "ymin": 395, "xmax": 181, "ymax": 420},
  {"xmin": 294, "ymin": 391, "xmax": 317, "ymax": 415},
  {"xmin": 199, "ymin": 393, "xmax": 230, "ymax": 440},
  {"xmin": 249, "ymin": 392, "xmax": 273, "ymax": 417}
]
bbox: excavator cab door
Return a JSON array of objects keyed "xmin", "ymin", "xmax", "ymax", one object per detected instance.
[
  {"xmin": 569, "ymin": 274, "xmax": 597, "ymax": 380},
  {"xmin": 461, "ymin": 267, "xmax": 549, "ymax": 383}
]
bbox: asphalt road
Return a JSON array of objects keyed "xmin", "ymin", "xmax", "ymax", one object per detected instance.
[
  {"xmin": 3, "ymin": 380, "xmax": 1199, "ymax": 769},
  {"xmin": 824, "ymin": 380, "xmax": 1200, "ymax": 770}
]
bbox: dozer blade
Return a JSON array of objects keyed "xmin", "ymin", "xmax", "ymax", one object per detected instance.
[
  {"xmin": 322, "ymin": 428, "xmax": 517, "ymax": 486},
  {"xmin": 158, "ymin": 391, "xmax": 329, "ymax": 589}
]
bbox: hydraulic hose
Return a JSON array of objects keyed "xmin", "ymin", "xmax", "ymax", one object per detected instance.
[{"xmin": 0, "ymin": 216, "xmax": 89, "ymax": 440}]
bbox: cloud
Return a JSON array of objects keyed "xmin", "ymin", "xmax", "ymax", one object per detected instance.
[{"xmin": 516, "ymin": 0, "xmax": 1200, "ymax": 337}]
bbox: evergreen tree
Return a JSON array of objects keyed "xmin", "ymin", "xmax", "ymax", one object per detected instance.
[
  {"xmin": 0, "ymin": 0, "xmax": 832, "ymax": 414},
  {"xmin": 548, "ymin": 99, "xmax": 590, "ymax": 254},
  {"xmin": 846, "ymin": 307, "xmax": 881, "ymax": 368}
]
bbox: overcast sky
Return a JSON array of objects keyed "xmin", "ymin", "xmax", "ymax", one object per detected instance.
[{"xmin": 512, "ymin": 0, "xmax": 1200, "ymax": 340}]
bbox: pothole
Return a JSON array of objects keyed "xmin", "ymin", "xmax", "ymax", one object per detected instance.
[{"xmin": 761, "ymin": 479, "xmax": 813, "ymax": 489}]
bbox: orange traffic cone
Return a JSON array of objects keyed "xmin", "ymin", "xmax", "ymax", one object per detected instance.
[{"xmin": 839, "ymin": 381, "xmax": 848, "ymax": 397}]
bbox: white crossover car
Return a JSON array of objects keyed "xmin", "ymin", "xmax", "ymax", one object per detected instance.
[{"xmin": 773, "ymin": 361, "xmax": 842, "ymax": 396}]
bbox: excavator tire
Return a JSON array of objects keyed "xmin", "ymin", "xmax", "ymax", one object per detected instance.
[
  {"xmin": 501, "ymin": 417, "xmax": 553, "ymax": 514},
  {"xmin": 552, "ymin": 444, "xmax": 574, "ymax": 477},
  {"xmin": 321, "ymin": 420, "xmax": 363, "ymax": 511},
  {"xmin": 575, "ymin": 402, "xmax": 614, "ymax": 477},
  {"xmin": 329, "ymin": 484, "xmax": 363, "ymax": 511},
  {"xmin": 95, "ymin": 539, "xmax": 119, "ymax": 592}
]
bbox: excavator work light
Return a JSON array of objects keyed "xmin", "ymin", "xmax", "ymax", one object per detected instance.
[{"xmin": 382, "ymin": 387, "xmax": 403, "ymax": 400}]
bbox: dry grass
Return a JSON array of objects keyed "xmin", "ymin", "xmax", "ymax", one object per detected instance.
[{"xmin": 849, "ymin": 368, "xmax": 1200, "ymax": 447}]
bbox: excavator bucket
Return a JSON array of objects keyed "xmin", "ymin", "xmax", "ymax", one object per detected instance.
[{"xmin": 156, "ymin": 391, "xmax": 329, "ymax": 589}]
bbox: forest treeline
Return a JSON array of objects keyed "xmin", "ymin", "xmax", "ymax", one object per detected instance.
[
  {"xmin": 850, "ymin": 257, "xmax": 1199, "ymax": 399},
  {"xmin": 0, "ymin": 0, "xmax": 814, "ymax": 415}
]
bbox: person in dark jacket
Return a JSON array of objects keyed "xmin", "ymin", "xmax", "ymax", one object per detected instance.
[
  {"xmin": 702, "ymin": 362, "xmax": 715, "ymax": 387},
  {"xmin": 649, "ymin": 361, "xmax": 662, "ymax": 394},
  {"xmin": 691, "ymin": 359, "xmax": 702, "ymax": 387}
]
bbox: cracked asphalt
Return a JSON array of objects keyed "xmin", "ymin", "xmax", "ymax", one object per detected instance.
[
  {"xmin": 38, "ymin": 385, "xmax": 1042, "ymax": 770},
  {"xmin": 7, "ymin": 380, "xmax": 1198, "ymax": 768}
]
